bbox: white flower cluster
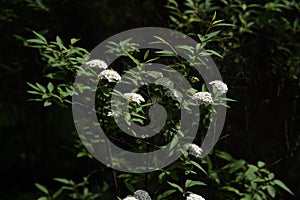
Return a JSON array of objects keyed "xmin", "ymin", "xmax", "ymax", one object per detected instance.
[
  {"xmin": 85, "ymin": 59, "xmax": 108, "ymax": 69},
  {"xmin": 107, "ymin": 111, "xmax": 118, "ymax": 117},
  {"xmin": 123, "ymin": 190, "xmax": 151, "ymax": 200},
  {"xmin": 209, "ymin": 80, "xmax": 228, "ymax": 94},
  {"xmin": 124, "ymin": 93, "xmax": 145, "ymax": 104},
  {"xmin": 186, "ymin": 193, "xmax": 205, "ymax": 200},
  {"xmin": 86, "ymin": 60, "xmax": 122, "ymax": 82},
  {"xmin": 183, "ymin": 143, "xmax": 203, "ymax": 158},
  {"xmin": 134, "ymin": 190, "xmax": 152, "ymax": 200},
  {"xmin": 192, "ymin": 92, "xmax": 213, "ymax": 105},
  {"xmin": 98, "ymin": 69, "xmax": 121, "ymax": 82},
  {"xmin": 123, "ymin": 197, "xmax": 138, "ymax": 200}
]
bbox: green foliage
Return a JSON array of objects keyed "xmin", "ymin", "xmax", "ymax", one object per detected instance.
[
  {"xmin": 29, "ymin": 33, "xmax": 293, "ymax": 199},
  {"xmin": 26, "ymin": 31, "xmax": 89, "ymax": 107},
  {"xmin": 25, "ymin": 0, "xmax": 49, "ymax": 12},
  {"xmin": 212, "ymin": 150, "xmax": 295, "ymax": 199},
  {"xmin": 34, "ymin": 150, "xmax": 293, "ymax": 200},
  {"xmin": 166, "ymin": 0, "xmax": 300, "ymax": 82},
  {"xmin": 24, "ymin": 0, "xmax": 297, "ymax": 200},
  {"xmin": 35, "ymin": 177, "xmax": 107, "ymax": 200}
]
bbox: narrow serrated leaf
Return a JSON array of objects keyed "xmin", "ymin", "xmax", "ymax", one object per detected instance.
[
  {"xmin": 144, "ymin": 50, "xmax": 150, "ymax": 60},
  {"xmin": 35, "ymin": 183, "xmax": 48, "ymax": 194},
  {"xmin": 273, "ymin": 180, "xmax": 294, "ymax": 195},
  {"xmin": 157, "ymin": 189, "xmax": 176, "ymax": 200},
  {"xmin": 167, "ymin": 182, "xmax": 183, "ymax": 193},
  {"xmin": 185, "ymin": 179, "xmax": 206, "ymax": 188},
  {"xmin": 54, "ymin": 178, "xmax": 70, "ymax": 184},
  {"xmin": 32, "ymin": 31, "xmax": 47, "ymax": 43}
]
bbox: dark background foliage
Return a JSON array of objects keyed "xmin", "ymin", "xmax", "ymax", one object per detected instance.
[{"xmin": 0, "ymin": 0, "xmax": 299, "ymax": 199}]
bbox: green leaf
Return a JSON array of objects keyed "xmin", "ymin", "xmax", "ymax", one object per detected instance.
[
  {"xmin": 144, "ymin": 50, "xmax": 150, "ymax": 60},
  {"xmin": 27, "ymin": 82, "xmax": 40, "ymax": 91},
  {"xmin": 47, "ymin": 82, "xmax": 54, "ymax": 92},
  {"xmin": 44, "ymin": 100, "xmax": 52, "ymax": 107},
  {"xmin": 273, "ymin": 179, "xmax": 294, "ymax": 195},
  {"xmin": 212, "ymin": 11, "xmax": 217, "ymax": 21},
  {"xmin": 144, "ymin": 57, "xmax": 160, "ymax": 64},
  {"xmin": 212, "ymin": 19, "xmax": 224, "ymax": 25},
  {"xmin": 130, "ymin": 112, "xmax": 147, "ymax": 119},
  {"xmin": 118, "ymin": 174, "xmax": 132, "ymax": 178},
  {"xmin": 198, "ymin": 31, "xmax": 220, "ymax": 42},
  {"xmin": 176, "ymin": 45, "xmax": 194, "ymax": 53},
  {"xmin": 254, "ymin": 193, "xmax": 263, "ymax": 200},
  {"xmin": 124, "ymin": 180, "xmax": 135, "ymax": 193},
  {"xmin": 36, "ymin": 83, "xmax": 46, "ymax": 93},
  {"xmin": 155, "ymin": 50, "xmax": 176, "ymax": 56},
  {"xmin": 157, "ymin": 189, "xmax": 176, "ymax": 200},
  {"xmin": 241, "ymin": 194, "xmax": 252, "ymax": 200},
  {"xmin": 54, "ymin": 178, "xmax": 70, "ymax": 184},
  {"xmin": 205, "ymin": 156, "xmax": 213, "ymax": 171},
  {"xmin": 168, "ymin": 171, "xmax": 179, "ymax": 181},
  {"xmin": 119, "ymin": 37, "xmax": 133, "ymax": 46},
  {"xmin": 185, "ymin": 179, "xmax": 206, "ymax": 188},
  {"xmin": 245, "ymin": 164, "xmax": 258, "ymax": 180},
  {"xmin": 37, "ymin": 197, "xmax": 48, "ymax": 200},
  {"xmin": 167, "ymin": 182, "xmax": 183, "ymax": 193},
  {"xmin": 125, "ymin": 51, "xmax": 140, "ymax": 65},
  {"xmin": 258, "ymin": 161, "xmax": 266, "ymax": 168},
  {"xmin": 268, "ymin": 173, "xmax": 275, "ymax": 180},
  {"xmin": 71, "ymin": 38, "xmax": 80, "ymax": 45},
  {"xmin": 187, "ymin": 160, "xmax": 207, "ymax": 174},
  {"xmin": 208, "ymin": 170, "xmax": 219, "ymax": 184},
  {"xmin": 28, "ymin": 98, "xmax": 43, "ymax": 102},
  {"xmin": 215, "ymin": 150, "xmax": 234, "ymax": 161},
  {"xmin": 205, "ymin": 49, "xmax": 223, "ymax": 58},
  {"xmin": 42, "ymin": 93, "xmax": 50, "ymax": 99},
  {"xmin": 267, "ymin": 185, "xmax": 276, "ymax": 198},
  {"xmin": 53, "ymin": 188, "xmax": 64, "ymax": 199},
  {"xmin": 212, "ymin": 23, "xmax": 235, "ymax": 27},
  {"xmin": 56, "ymin": 36, "xmax": 64, "ymax": 49},
  {"xmin": 229, "ymin": 160, "xmax": 246, "ymax": 174},
  {"xmin": 35, "ymin": 183, "xmax": 49, "ymax": 194},
  {"xmin": 158, "ymin": 172, "xmax": 166, "ymax": 183},
  {"xmin": 27, "ymin": 38, "xmax": 46, "ymax": 44},
  {"xmin": 32, "ymin": 31, "xmax": 47, "ymax": 43},
  {"xmin": 38, "ymin": 0, "xmax": 49, "ymax": 10},
  {"xmin": 220, "ymin": 186, "xmax": 242, "ymax": 196},
  {"xmin": 27, "ymin": 90, "xmax": 43, "ymax": 95}
]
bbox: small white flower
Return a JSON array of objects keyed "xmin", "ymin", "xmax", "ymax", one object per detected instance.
[
  {"xmin": 108, "ymin": 111, "xmax": 118, "ymax": 117},
  {"xmin": 186, "ymin": 193, "xmax": 205, "ymax": 200},
  {"xmin": 123, "ymin": 197, "xmax": 138, "ymax": 200},
  {"xmin": 99, "ymin": 69, "xmax": 121, "ymax": 82},
  {"xmin": 192, "ymin": 92, "xmax": 213, "ymax": 105},
  {"xmin": 183, "ymin": 143, "xmax": 203, "ymax": 158},
  {"xmin": 134, "ymin": 190, "xmax": 151, "ymax": 200},
  {"xmin": 85, "ymin": 59, "xmax": 108, "ymax": 69},
  {"xmin": 123, "ymin": 93, "xmax": 145, "ymax": 104},
  {"xmin": 209, "ymin": 80, "xmax": 228, "ymax": 94}
]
